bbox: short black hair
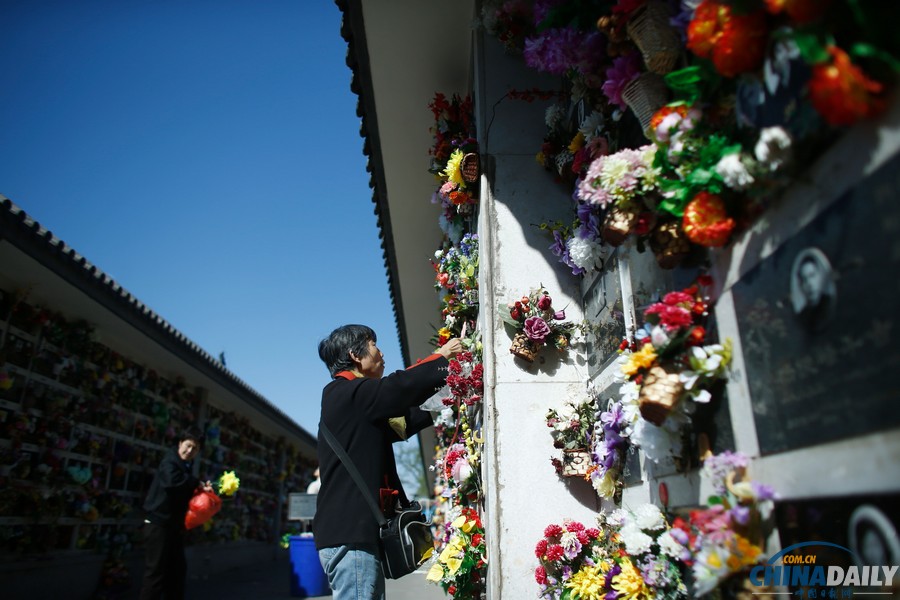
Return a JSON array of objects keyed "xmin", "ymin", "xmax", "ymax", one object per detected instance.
[
  {"xmin": 318, "ymin": 324, "xmax": 376, "ymax": 377},
  {"xmin": 180, "ymin": 426, "xmax": 204, "ymax": 445}
]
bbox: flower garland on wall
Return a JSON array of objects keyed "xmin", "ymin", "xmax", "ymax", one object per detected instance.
[
  {"xmin": 429, "ymin": 92, "xmax": 479, "ymax": 243},
  {"xmin": 533, "ymin": 451, "xmax": 777, "ymax": 598},
  {"xmin": 483, "ymin": 0, "xmax": 900, "ymax": 274},
  {"xmin": 432, "ymin": 233, "xmax": 479, "ymax": 346}
]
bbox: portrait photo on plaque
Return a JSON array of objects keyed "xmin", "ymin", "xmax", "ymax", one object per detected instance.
[{"xmin": 731, "ymin": 152, "xmax": 900, "ymax": 455}]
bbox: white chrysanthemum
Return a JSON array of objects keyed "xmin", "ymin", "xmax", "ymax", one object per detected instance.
[
  {"xmin": 579, "ymin": 111, "xmax": 606, "ymax": 143},
  {"xmin": 633, "ymin": 503, "xmax": 666, "ymax": 531},
  {"xmin": 657, "ymin": 530, "xmax": 687, "ymax": 558},
  {"xmin": 567, "ymin": 236, "xmax": 602, "ymax": 270},
  {"xmin": 545, "ymin": 104, "xmax": 566, "ymax": 129},
  {"xmin": 715, "ymin": 153, "xmax": 755, "ymax": 190},
  {"xmin": 600, "ymin": 155, "xmax": 631, "ymax": 193},
  {"xmin": 619, "ymin": 523, "xmax": 654, "ymax": 555},
  {"xmin": 606, "ymin": 508, "xmax": 628, "ymax": 527},
  {"xmin": 754, "ymin": 126, "xmax": 792, "ymax": 171}
]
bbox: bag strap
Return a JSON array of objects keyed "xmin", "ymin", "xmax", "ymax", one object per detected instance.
[{"xmin": 320, "ymin": 423, "xmax": 387, "ymax": 528}]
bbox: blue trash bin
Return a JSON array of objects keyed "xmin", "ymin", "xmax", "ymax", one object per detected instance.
[{"xmin": 289, "ymin": 534, "xmax": 331, "ymax": 597}]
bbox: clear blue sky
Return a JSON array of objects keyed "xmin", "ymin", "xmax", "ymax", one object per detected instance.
[{"xmin": 0, "ymin": 1, "xmax": 409, "ymax": 438}]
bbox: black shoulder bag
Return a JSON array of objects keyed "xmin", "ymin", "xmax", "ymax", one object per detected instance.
[{"xmin": 320, "ymin": 424, "xmax": 435, "ymax": 579}]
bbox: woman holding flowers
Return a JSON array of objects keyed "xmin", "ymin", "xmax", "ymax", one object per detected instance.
[{"xmin": 315, "ymin": 324, "xmax": 462, "ymax": 599}]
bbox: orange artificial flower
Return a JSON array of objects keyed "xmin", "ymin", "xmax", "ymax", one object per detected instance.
[
  {"xmin": 687, "ymin": 0, "xmax": 768, "ymax": 78},
  {"xmin": 808, "ymin": 45, "xmax": 885, "ymax": 126},
  {"xmin": 649, "ymin": 105, "xmax": 691, "ymax": 133},
  {"xmin": 682, "ymin": 192, "xmax": 736, "ymax": 247}
]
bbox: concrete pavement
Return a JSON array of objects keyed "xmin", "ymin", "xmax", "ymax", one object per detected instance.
[{"xmin": 183, "ymin": 553, "xmax": 448, "ymax": 600}]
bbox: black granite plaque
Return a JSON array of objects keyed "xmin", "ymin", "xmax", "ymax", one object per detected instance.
[
  {"xmin": 731, "ymin": 153, "xmax": 900, "ymax": 455},
  {"xmin": 584, "ymin": 249, "xmax": 626, "ymax": 376}
]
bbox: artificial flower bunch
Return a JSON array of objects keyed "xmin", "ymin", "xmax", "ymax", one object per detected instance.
[
  {"xmin": 533, "ymin": 519, "xmax": 604, "ymax": 600},
  {"xmin": 427, "ymin": 506, "xmax": 487, "ymax": 599},
  {"xmin": 615, "ymin": 276, "xmax": 732, "ymax": 463},
  {"xmin": 428, "ymin": 92, "xmax": 478, "ymax": 242},
  {"xmin": 546, "ymin": 395, "xmax": 602, "ymax": 480},
  {"xmin": 671, "ymin": 451, "xmax": 777, "ymax": 596},
  {"xmin": 499, "ymin": 286, "xmax": 580, "ymax": 362},
  {"xmin": 591, "ymin": 503, "xmax": 690, "ymax": 600},
  {"xmin": 432, "ymin": 234, "xmax": 479, "ymax": 346},
  {"xmin": 218, "ymin": 470, "xmax": 240, "ymax": 496},
  {"xmin": 586, "ymin": 399, "xmax": 629, "ymax": 500}
]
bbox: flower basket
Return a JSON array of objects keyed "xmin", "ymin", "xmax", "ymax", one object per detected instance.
[
  {"xmin": 601, "ymin": 204, "xmax": 641, "ymax": 246},
  {"xmin": 638, "ymin": 364, "xmax": 685, "ymax": 425},
  {"xmin": 622, "ymin": 72, "xmax": 669, "ymax": 135},
  {"xmin": 649, "ymin": 220, "xmax": 691, "ymax": 269},
  {"xmin": 509, "ymin": 331, "xmax": 540, "ymax": 362},
  {"xmin": 562, "ymin": 449, "xmax": 592, "ymax": 477},
  {"xmin": 461, "ymin": 152, "xmax": 480, "ymax": 184},
  {"xmin": 626, "ymin": 0, "xmax": 681, "ymax": 75}
]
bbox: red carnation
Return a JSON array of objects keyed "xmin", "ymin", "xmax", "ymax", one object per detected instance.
[{"xmin": 544, "ymin": 523, "xmax": 563, "ymax": 538}]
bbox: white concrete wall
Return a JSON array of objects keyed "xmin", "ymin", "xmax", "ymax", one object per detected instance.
[{"xmin": 474, "ymin": 31, "xmax": 606, "ymax": 600}]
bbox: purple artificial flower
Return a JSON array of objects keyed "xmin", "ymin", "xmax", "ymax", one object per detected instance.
[
  {"xmin": 600, "ymin": 401, "xmax": 625, "ymax": 430},
  {"xmin": 576, "ymin": 205, "xmax": 602, "ymax": 241},
  {"xmin": 554, "ymin": 310, "xmax": 566, "ymax": 321},
  {"xmin": 730, "ymin": 505, "xmax": 751, "ymax": 526},
  {"xmin": 602, "ymin": 52, "xmax": 643, "ymax": 110},
  {"xmin": 752, "ymin": 481, "xmax": 778, "ymax": 500},
  {"xmin": 524, "ymin": 316, "xmax": 552, "ymax": 342},
  {"xmin": 549, "ymin": 229, "xmax": 586, "ymax": 275},
  {"xmin": 523, "ymin": 28, "xmax": 583, "ymax": 75}
]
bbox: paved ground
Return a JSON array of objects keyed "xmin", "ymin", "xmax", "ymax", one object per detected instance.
[{"xmin": 183, "ymin": 554, "xmax": 447, "ymax": 600}]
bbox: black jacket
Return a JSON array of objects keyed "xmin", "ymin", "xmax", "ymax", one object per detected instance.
[
  {"xmin": 143, "ymin": 449, "xmax": 199, "ymax": 528},
  {"xmin": 313, "ymin": 356, "xmax": 447, "ymax": 550}
]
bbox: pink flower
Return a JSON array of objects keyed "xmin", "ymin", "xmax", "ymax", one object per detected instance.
[
  {"xmin": 524, "ymin": 316, "xmax": 551, "ymax": 342},
  {"xmin": 663, "ymin": 291, "xmax": 694, "ymax": 307},
  {"xmin": 535, "ymin": 538, "xmax": 549, "ymax": 557},
  {"xmin": 554, "ymin": 310, "xmax": 566, "ymax": 321},
  {"xmin": 645, "ymin": 303, "xmax": 694, "ymax": 331},
  {"xmin": 537, "ymin": 294, "xmax": 553, "ymax": 310},
  {"xmin": 535, "ymin": 565, "xmax": 548, "ymax": 584},
  {"xmin": 602, "ymin": 52, "xmax": 643, "ymax": 110},
  {"xmin": 544, "ymin": 523, "xmax": 563, "ymax": 537}
]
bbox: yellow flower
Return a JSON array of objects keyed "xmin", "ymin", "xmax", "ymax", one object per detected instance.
[
  {"xmin": 621, "ymin": 343, "xmax": 657, "ymax": 377},
  {"xmin": 426, "ymin": 561, "xmax": 445, "ymax": 582},
  {"xmin": 536, "ymin": 151, "xmax": 546, "ymax": 167},
  {"xmin": 445, "ymin": 556, "xmax": 463, "ymax": 575},
  {"xmin": 565, "ymin": 564, "xmax": 606, "ymax": 600},
  {"xmin": 442, "ymin": 149, "xmax": 465, "ymax": 186},
  {"xmin": 612, "ymin": 558, "xmax": 652, "ymax": 600},
  {"xmin": 218, "ymin": 471, "xmax": 240, "ymax": 496},
  {"xmin": 568, "ymin": 131, "xmax": 585, "ymax": 153}
]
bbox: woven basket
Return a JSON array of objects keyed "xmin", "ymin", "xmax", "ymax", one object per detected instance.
[
  {"xmin": 601, "ymin": 204, "xmax": 641, "ymax": 246},
  {"xmin": 562, "ymin": 450, "xmax": 593, "ymax": 478},
  {"xmin": 649, "ymin": 220, "xmax": 691, "ymax": 269},
  {"xmin": 639, "ymin": 364, "xmax": 684, "ymax": 425},
  {"xmin": 626, "ymin": 0, "xmax": 681, "ymax": 75},
  {"xmin": 461, "ymin": 152, "xmax": 480, "ymax": 184},
  {"xmin": 509, "ymin": 332, "xmax": 540, "ymax": 362},
  {"xmin": 622, "ymin": 72, "xmax": 669, "ymax": 135}
]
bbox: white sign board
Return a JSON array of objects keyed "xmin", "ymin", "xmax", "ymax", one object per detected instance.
[{"xmin": 287, "ymin": 493, "xmax": 317, "ymax": 521}]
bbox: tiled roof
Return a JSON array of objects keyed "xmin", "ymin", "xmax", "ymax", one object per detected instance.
[{"xmin": 0, "ymin": 195, "xmax": 316, "ymax": 448}]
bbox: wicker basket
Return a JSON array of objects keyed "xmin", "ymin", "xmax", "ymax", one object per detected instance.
[
  {"xmin": 509, "ymin": 332, "xmax": 540, "ymax": 362},
  {"xmin": 649, "ymin": 220, "xmax": 691, "ymax": 269},
  {"xmin": 622, "ymin": 72, "xmax": 669, "ymax": 135},
  {"xmin": 562, "ymin": 450, "xmax": 593, "ymax": 477},
  {"xmin": 626, "ymin": 0, "xmax": 681, "ymax": 75},
  {"xmin": 639, "ymin": 364, "xmax": 684, "ymax": 425},
  {"xmin": 461, "ymin": 152, "xmax": 480, "ymax": 184},
  {"xmin": 601, "ymin": 204, "xmax": 641, "ymax": 246}
]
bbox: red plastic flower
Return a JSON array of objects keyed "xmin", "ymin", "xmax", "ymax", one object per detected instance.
[
  {"xmin": 687, "ymin": 0, "xmax": 768, "ymax": 77},
  {"xmin": 808, "ymin": 45, "xmax": 885, "ymax": 126},
  {"xmin": 682, "ymin": 191, "xmax": 736, "ymax": 247}
]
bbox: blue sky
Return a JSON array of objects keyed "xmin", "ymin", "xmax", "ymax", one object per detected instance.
[{"xmin": 0, "ymin": 1, "xmax": 411, "ymax": 438}]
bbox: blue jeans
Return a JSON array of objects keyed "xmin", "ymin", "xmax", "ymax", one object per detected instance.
[{"xmin": 319, "ymin": 544, "xmax": 385, "ymax": 600}]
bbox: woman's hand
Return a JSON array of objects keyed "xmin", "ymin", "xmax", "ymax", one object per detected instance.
[{"xmin": 437, "ymin": 338, "xmax": 464, "ymax": 359}]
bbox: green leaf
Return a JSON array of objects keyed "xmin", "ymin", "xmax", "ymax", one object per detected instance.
[
  {"xmin": 497, "ymin": 303, "xmax": 519, "ymax": 329},
  {"xmin": 791, "ymin": 30, "xmax": 830, "ymax": 65},
  {"xmin": 708, "ymin": 495, "xmax": 723, "ymax": 505},
  {"xmin": 687, "ymin": 168, "xmax": 712, "ymax": 186},
  {"xmin": 851, "ymin": 42, "xmax": 900, "ymax": 73},
  {"xmin": 560, "ymin": 588, "xmax": 574, "ymax": 600}
]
